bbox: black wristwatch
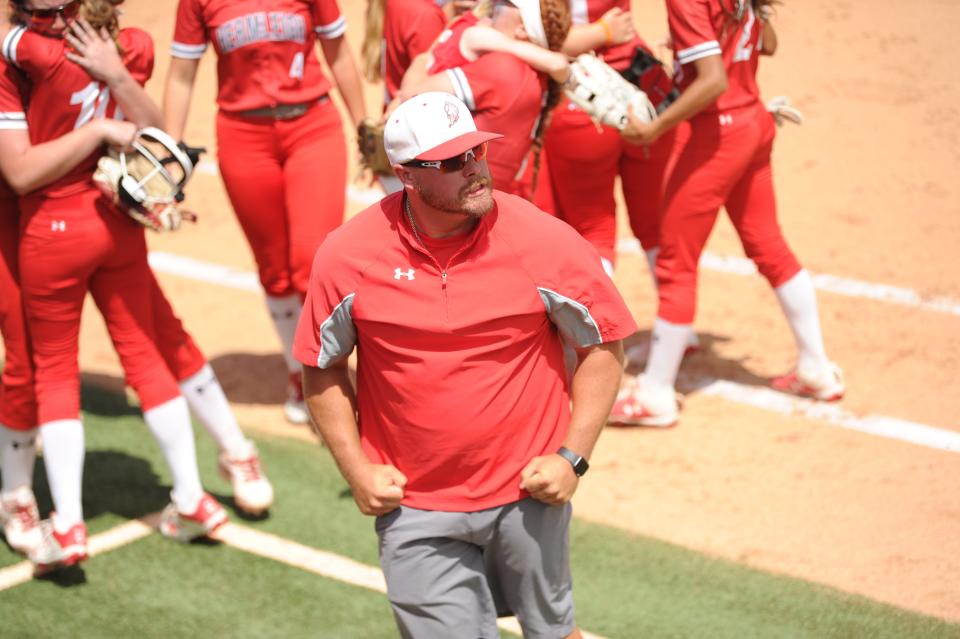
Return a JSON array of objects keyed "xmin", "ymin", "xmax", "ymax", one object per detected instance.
[{"xmin": 557, "ymin": 446, "xmax": 589, "ymax": 477}]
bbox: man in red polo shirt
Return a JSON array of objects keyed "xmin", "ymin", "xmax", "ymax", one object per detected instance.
[{"xmin": 293, "ymin": 92, "xmax": 636, "ymax": 638}]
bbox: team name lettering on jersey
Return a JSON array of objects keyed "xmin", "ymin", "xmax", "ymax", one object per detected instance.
[{"xmin": 216, "ymin": 12, "xmax": 306, "ymax": 54}]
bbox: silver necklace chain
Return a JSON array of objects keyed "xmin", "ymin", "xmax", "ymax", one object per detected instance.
[{"xmin": 404, "ymin": 197, "xmax": 426, "ymax": 248}]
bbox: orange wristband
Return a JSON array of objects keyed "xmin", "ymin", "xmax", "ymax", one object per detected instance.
[{"xmin": 597, "ymin": 18, "xmax": 613, "ymax": 47}]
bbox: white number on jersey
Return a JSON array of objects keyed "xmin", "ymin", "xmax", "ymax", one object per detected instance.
[
  {"xmin": 70, "ymin": 81, "xmax": 124, "ymax": 129},
  {"xmin": 289, "ymin": 52, "xmax": 304, "ymax": 79},
  {"xmin": 732, "ymin": 5, "xmax": 756, "ymax": 63}
]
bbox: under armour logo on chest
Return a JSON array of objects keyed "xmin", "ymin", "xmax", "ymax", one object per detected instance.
[
  {"xmin": 394, "ymin": 268, "xmax": 415, "ymax": 281},
  {"xmin": 51, "ymin": 220, "xmax": 66, "ymax": 232}
]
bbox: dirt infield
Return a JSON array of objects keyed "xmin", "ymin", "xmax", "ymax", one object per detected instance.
[{"xmin": 44, "ymin": 0, "xmax": 960, "ymax": 623}]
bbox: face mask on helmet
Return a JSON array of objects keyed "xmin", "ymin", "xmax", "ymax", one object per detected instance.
[{"xmin": 94, "ymin": 127, "xmax": 197, "ymax": 232}]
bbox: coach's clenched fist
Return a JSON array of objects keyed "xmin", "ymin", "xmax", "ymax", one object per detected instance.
[
  {"xmin": 349, "ymin": 464, "xmax": 407, "ymax": 516},
  {"xmin": 519, "ymin": 454, "xmax": 580, "ymax": 505}
]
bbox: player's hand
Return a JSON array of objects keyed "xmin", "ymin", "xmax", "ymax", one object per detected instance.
[
  {"xmin": 519, "ymin": 454, "xmax": 579, "ymax": 505},
  {"xmin": 350, "ymin": 463, "xmax": 407, "ymax": 516},
  {"xmin": 96, "ymin": 119, "xmax": 137, "ymax": 150},
  {"xmin": 621, "ymin": 104, "xmax": 660, "ymax": 146},
  {"xmin": 64, "ymin": 18, "xmax": 127, "ymax": 86},
  {"xmin": 599, "ymin": 7, "xmax": 636, "ymax": 45}
]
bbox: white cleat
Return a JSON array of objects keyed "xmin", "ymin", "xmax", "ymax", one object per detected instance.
[
  {"xmin": 772, "ymin": 361, "xmax": 845, "ymax": 401},
  {"xmin": 219, "ymin": 443, "xmax": 274, "ymax": 516},
  {"xmin": 0, "ymin": 487, "xmax": 43, "ymax": 555}
]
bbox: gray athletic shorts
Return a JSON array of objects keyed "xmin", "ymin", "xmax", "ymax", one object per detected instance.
[{"xmin": 375, "ymin": 497, "xmax": 575, "ymax": 639}]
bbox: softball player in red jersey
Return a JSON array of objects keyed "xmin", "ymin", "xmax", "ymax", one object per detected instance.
[
  {"xmin": 0, "ymin": 64, "xmax": 40, "ymax": 552},
  {"xmin": 164, "ymin": 0, "xmax": 367, "ymax": 425},
  {"xmin": 398, "ymin": 0, "xmax": 570, "ymax": 197},
  {"xmin": 543, "ymin": 0, "xmax": 675, "ymax": 276},
  {"xmin": 612, "ymin": 0, "xmax": 844, "ymax": 427},
  {"xmin": 1, "ymin": 7, "xmax": 229, "ymax": 570}
]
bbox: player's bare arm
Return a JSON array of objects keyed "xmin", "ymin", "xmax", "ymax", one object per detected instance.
[
  {"xmin": 392, "ymin": 71, "xmax": 456, "ymax": 107},
  {"xmin": 319, "ymin": 36, "xmax": 367, "ymax": 127},
  {"xmin": 520, "ymin": 341, "xmax": 624, "ymax": 505},
  {"xmin": 561, "ymin": 7, "xmax": 635, "ymax": 57},
  {"xmin": 0, "ymin": 120, "xmax": 136, "ymax": 195},
  {"xmin": 63, "ymin": 18, "xmax": 162, "ymax": 129},
  {"xmin": 302, "ymin": 361, "xmax": 406, "ymax": 516},
  {"xmin": 162, "ymin": 57, "xmax": 201, "ymax": 141},
  {"xmin": 759, "ymin": 4, "xmax": 777, "ymax": 56},
  {"xmin": 473, "ymin": 32, "xmax": 571, "ymax": 83},
  {"xmin": 622, "ymin": 53, "xmax": 727, "ymax": 145}
]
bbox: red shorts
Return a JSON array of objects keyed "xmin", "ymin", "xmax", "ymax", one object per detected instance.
[
  {"xmin": 0, "ymin": 201, "xmax": 37, "ymax": 430},
  {"xmin": 656, "ymin": 102, "xmax": 802, "ymax": 324},
  {"xmin": 217, "ymin": 97, "xmax": 347, "ymax": 298},
  {"xmin": 18, "ymin": 189, "xmax": 184, "ymax": 422},
  {"xmin": 543, "ymin": 99, "xmax": 675, "ymax": 264}
]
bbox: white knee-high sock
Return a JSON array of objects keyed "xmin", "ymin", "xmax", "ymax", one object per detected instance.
[
  {"xmin": 266, "ymin": 294, "xmax": 303, "ymax": 373},
  {"xmin": 38, "ymin": 419, "xmax": 84, "ymax": 531},
  {"xmin": 774, "ymin": 269, "xmax": 829, "ymax": 371},
  {"xmin": 644, "ymin": 318, "xmax": 693, "ymax": 392},
  {"xmin": 645, "ymin": 247, "xmax": 660, "ymax": 291},
  {"xmin": 143, "ymin": 396, "xmax": 203, "ymax": 514},
  {"xmin": 179, "ymin": 364, "xmax": 250, "ymax": 458},
  {"xmin": 0, "ymin": 425, "xmax": 38, "ymax": 497}
]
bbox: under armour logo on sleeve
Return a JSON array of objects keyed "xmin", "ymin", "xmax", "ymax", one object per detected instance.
[
  {"xmin": 394, "ymin": 268, "xmax": 415, "ymax": 281},
  {"xmin": 51, "ymin": 220, "xmax": 66, "ymax": 232}
]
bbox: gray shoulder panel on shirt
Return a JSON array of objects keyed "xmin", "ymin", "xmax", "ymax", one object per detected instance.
[
  {"xmin": 317, "ymin": 293, "xmax": 357, "ymax": 368},
  {"xmin": 537, "ymin": 287, "xmax": 603, "ymax": 348}
]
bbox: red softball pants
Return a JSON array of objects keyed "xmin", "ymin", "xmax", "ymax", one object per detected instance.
[
  {"xmin": 655, "ymin": 101, "xmax": 802, "ymax": 324},
  {"xmin": 17, "ymin": 189, "xmax": 194, "ymax": 423},
  {"xmin": 0, "ymin": 198, "xmax": 37, "ymax": 430},
  {"xmin": 543, "ymin": 99, "xmax": 675, "ymax": 264},
  {"xmin": 216, "ymin": 97, "xmax": 347, "ymax": 298}
]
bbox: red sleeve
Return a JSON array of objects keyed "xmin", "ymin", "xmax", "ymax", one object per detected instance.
[
  {"xmin": 499, "ymin": 195, "xmax": 637, "ymax": 346},
  {"xmin": 667, "ymin": 0, "xmax": 721, "ymax": 65},
  {"xmin": 405, "ymin": 8, "xmax": 447, "ymax": 59},
  {"xmin": 0, "ymin": 62, "xmax": 27, "ymax": 130},
  {"xmin": 292, "ymin": 235, "xmax": 358, "ymax": 369},
  {"xmin": 314, "ymin": 0, "xmax": 347, "ymax": 39},
  {"xmin": 1, "ymin": 27, "xmax": 60, "ymax": 83},
  {"xmin": 119, "ymin": 29, "xmax": 155, "ymax": 86},
  {"xmin": 446, "ymin": 53, "xmax": 525, "ymax": 113},
  {"xmin": 173, "ymin": 0, "xmax": 206, "ymax": 45}
]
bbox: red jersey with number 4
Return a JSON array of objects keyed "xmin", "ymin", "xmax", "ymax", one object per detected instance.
[
  {"xmin": 382, "ymin": 0, "xmax": 446, "ymax": 104},
  {"xmin": 1, "ymin": 26, "xmax": 153, "ymax": 200},
  {"xmin": 668, "ymin": 0, "xmax": 761, "ymax": 114},
  {"xmin": 172, "ymin": 0, "xmax": 346, "ymax": 113}
]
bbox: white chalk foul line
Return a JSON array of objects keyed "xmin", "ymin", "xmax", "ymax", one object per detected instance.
[
  {"xmin": 682, "ymin": 376, "xmax": 960, "ymax": 453},
  {"xmin": 0, "ymin": 518, "xmax": 606, "ymax": 639},
  {"xmin": 148, "ymin": 249, "xmax": 960, "ymax": 453},
  {"xmin": 617, "ymin": 238, "xmax": 960, "ymax": 317},
  {"xmin": 0, "ymin": 514, "xmax": 158, "ymax": 591}
]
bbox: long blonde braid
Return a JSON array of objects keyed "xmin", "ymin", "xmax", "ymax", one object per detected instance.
[
  {"xmin": 529, "ymin": 0, "xmax": 571, "ymax": 192},
  {"xmin": 362, "ymin": 0, "xmax": 386, "ymax": 83}
]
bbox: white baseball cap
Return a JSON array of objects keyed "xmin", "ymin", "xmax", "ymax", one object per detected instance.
[{"xmin": 384, "ymin": 92, "xmax": 503, "ymax": 166}]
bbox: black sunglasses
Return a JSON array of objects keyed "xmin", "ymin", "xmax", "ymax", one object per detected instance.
[
  {"xmin": 403, "ymin": 142, "xmax": 488, "ymax": 173},
  {"xmin": 23, "ymin": 0, "xmax": 80, "ymax": 23}
]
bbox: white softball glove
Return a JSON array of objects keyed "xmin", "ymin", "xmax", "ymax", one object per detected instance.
[
  {"xmin": 766, "ymin": 95, "xmax": 804, "ymax": 127},
  {"xmin": 564, "ymin": 53, "xmax": 657, "ymax": 131}
]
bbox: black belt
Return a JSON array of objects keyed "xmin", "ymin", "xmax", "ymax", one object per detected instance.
[{"xmin": 236, "ymin": 96, "xmax": 328, "ymax": 120}]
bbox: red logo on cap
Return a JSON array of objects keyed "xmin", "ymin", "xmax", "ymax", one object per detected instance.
[{"xmin": 444, "ymin": 102, "xmax": 459, "ymax": 128}]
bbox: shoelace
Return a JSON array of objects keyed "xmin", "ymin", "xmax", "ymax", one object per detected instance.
[
  {"xmin": 232, "ymin": 458, "xmax": 262, "ymax": 482},
  {"xmin": 13, "ymin": 505, "xmax": 39, "ymax": 530}
]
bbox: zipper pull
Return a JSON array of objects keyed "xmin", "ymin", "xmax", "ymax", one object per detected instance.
[{"xmin": 441, "ymin": 271, "xmax": 447, "ymax": 288}]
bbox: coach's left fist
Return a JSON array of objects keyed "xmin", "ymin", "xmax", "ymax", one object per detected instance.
[{"xmin": 519, "ymin": 454, "xmax": 579, "ymax": 505}]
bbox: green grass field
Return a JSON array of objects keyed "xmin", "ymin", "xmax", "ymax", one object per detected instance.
[{"xmin": 0, "ymin": 385, "xmax": 957, "ymax": 639}]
